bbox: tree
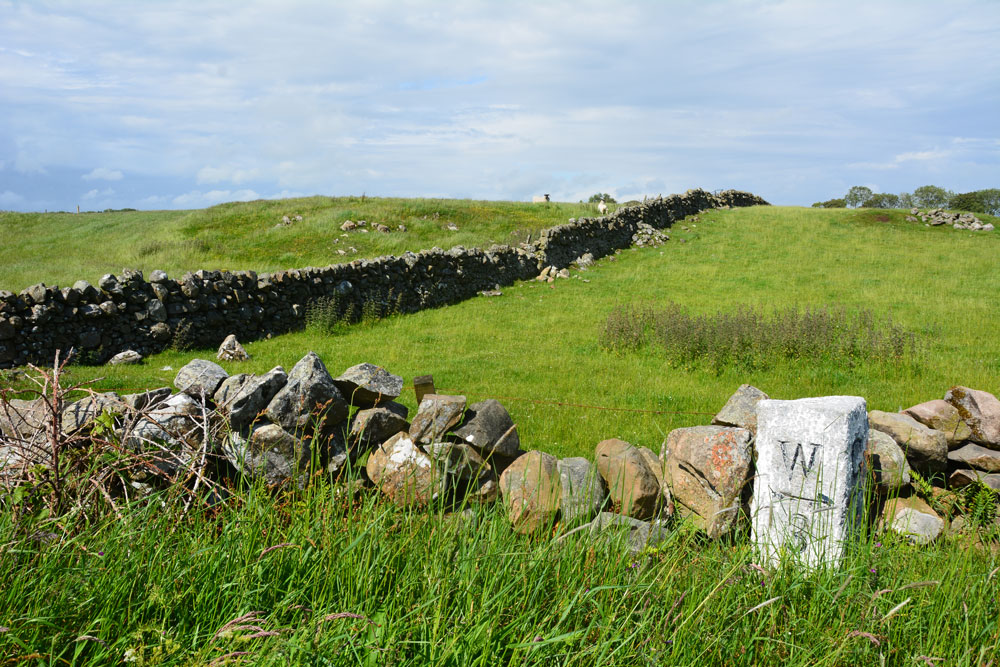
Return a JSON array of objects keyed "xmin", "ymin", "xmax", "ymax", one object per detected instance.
[
  {"xmin": 912, "ymin": 185, "xmax": 951, "ymax": 208},
  {"xmin": 898, "ymin": 192, "xmax": 915, "ymax": 209},
  {"xmin": 588, "ymin": 193, "xmax": 617, "ymax": 204},
  {"xmin": 844, "ymin": 186, "xmax": 873, "ymax": 208},
  {"xmin": 867, "ymin": 193, "xmax": 901, "ymax": 209},
  {"xmin": 949, "ymin": 189, "xmax": 1000, "ymax": 215},
  {"xmin": 811, "ymin": 198, "xmax": 845, "ymax": 208}
]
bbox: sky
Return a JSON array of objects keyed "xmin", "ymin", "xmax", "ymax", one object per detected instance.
[{"xmin": 1, "ymin": 0, "xmax": 998, "ymax": 212}]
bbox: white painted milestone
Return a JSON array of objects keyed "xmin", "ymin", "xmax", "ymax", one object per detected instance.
[{"xmin": 751, "ymin": 396, "xmax": 868, "ymax": 568}]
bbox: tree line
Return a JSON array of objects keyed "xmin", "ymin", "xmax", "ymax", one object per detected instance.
[{"xmin": 813, "ymin": 185, "xmax": 1000, "ymax": 215}]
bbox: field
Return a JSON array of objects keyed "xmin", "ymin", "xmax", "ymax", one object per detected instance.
[{"xmin": 2, "ymin": 201, "xmax": 1000, "ymax": 665}]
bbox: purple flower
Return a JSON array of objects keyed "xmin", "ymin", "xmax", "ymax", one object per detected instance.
[
  {"xmin": 869, "ymin": 568, "xmax": 877, "ymax": 573},
  {"xmin": 98, "ymin": 551, "xmax": 104, "ymax": 556},
  {"xmin": 874, "ymin": 542, "xmax": 882, "ymax": 548}
]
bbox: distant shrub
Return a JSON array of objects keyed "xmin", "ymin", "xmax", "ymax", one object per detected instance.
[
  {"xmin": 950, "ymin": 189, "xmax": 1000, "ymax": 215},
  {"xmin": 811, "ymin": 198, "xmax": 845, "ymax": 208},
  {"xmin": 600, "ymin": 302, "xmax": 917, "ymax": 373},
  {"xmin": 867, "ymin": 193, "xmax": 901, "ymax": 209}
]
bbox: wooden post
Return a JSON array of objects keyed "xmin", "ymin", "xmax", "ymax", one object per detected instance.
[{"xmin": 413, "ymin": 375, "xmax": 435, "ymax": 404}]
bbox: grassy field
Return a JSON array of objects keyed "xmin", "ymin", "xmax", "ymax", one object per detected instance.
[
  {"xmin": 3, "ymin": 203, "xmax": 1000, "ymax": 665},
  {"xmin": 0, "ymin": 196, "xmax": 609, "ymax": 292}
]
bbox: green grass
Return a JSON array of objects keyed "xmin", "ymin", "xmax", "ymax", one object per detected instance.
[
  {"xmin": 0, "ymin": 196, "xmax": 610, "ymax": 292},
  {"xmin": 3, "ymin": 203, "xmax": 1000, "ymax": 664}
]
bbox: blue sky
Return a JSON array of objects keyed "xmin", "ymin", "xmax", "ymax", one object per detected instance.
[{"xmin": 1, "ymin": 0, "xmax": 998, "ymax": 212}]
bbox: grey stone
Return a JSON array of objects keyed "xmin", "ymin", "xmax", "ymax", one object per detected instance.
[
  {"xmin": 62, "ymin": 392, "xmax": 122, "ymax": 434},
  {"xmin": 174, "ymin": 359, "xmax": 228, "ymax": 398},
  {"xmin": 557, "ymin": 456, "xmax": 607, "ymax": 526},
  {"xmin": 637, "ymin": 446, "xmax": 674, "ymax": 517},
  {"xmin": 711, "ymin": 384, "xmax": 769, "ymax": 434},
  {"xmin": 367, "ymin": 432, "xmax": 445, "ymax": 506},
  {"xmin": 451, "ymin": 399, "xmax": 520, "ymax": 456},
  {"xmin": 868, "ymin": 410, "xmax": 947, "ymax": 475},
  {"xmin": 902, "ymin": 399, "xmax": 972, "ymax": 447},
  {"xmin": 265, "ymin": 351, "xmax": 348, "ymax": 435},
  {"xmin": 333, "ymin": 362, "xmax": 403, "ymax": 408},
  {"xmin": 408, "ymin": 394, "xmax": 466, "ymax": 444},
  {"xmin": 663, "ymin": 426, "xmax": 753, "ymax": 537},
  {"xmin": 595, "ymin": 438, "xmax": 661, "ymax": 520},
  {"xmin": 214, "ymin": 366, "xmax": 287, "ymax": 432},
  {"xmin": 499, "ymin": 450, "xmax": 561, "ymax": 534},
  {"xmin": 586, "ymin": 512, "xmax": 669, "ymax": 556},
  {"xmin": 147, "ymin": 300, "xmax": 167, "ymax": 323},
  {"xmin": 751, "ymin": 396, "xmax": 868, "ymax": 568},
  {"xmin": 886, "ymin": 497, "xmax": 943, "ymax": 545},
  {"xmin": 122, "ymin": 387, "xmax": 172, "ymax": 412},
  {"xmin": 945, "ymin": 386, "xmax": 1000, "ymax": 448},
  {"xmin": 0, "ymin": 397, "xmax": 49, "ymax": 439},
  {"xmin": 349, "ymin": 402, "xmax": 410, "ymax": 452},
  {"xmin": 949, "ymin": 443, "xmax": 1000, "ymax": 473},
  {"xmin": 425, "ymin": 442, "xmax": 493, "ymax": 493},
  {"xmin": 223, "ymin": 423, "xmax": 310, "ymax": 486},
  {"xmin": 149, "ymin": 270, "xmax": 168, "ymax": 283},
  {"xmin": 865, "ymin": 430, "xmax": 911, "ymax": 491},
  {"xmin": 216, "ymin": 334, "xmax": 250, "ymax": 361},
  {"xmin": 949, "ymin": 468, "xmax": 1000, "ymax": 491},
  {"xmin": 109, "ymin": 350, "xmax": 142, "ymax": 366}
]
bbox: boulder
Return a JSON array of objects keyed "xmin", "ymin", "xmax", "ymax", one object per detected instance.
[
  {"xmin": 62, "ymin": 392, "xmax": 122, "ymax": 434},
  {"xmin": 865, "ymin": 430, "xmax": 912, "ymax": 491},
  {"xmin": 557, "ymin": 456, "xmax": 607, "ymax": 526},
  {"xmin": 425, "ymin": 442, "xmax": 494, "ymax": 501},
  {"xmin": 451, "ymin": 399, "xmax": 520, "ymax": 456},
  {"xmin": 711, "ymin": 384, "xmax": 769, "ymax": 434},
  {"xmin": 945, "ymin": 386, "xmax": 1000, "ymax": 448},
  {"xmin": 122, "ymin": 387, "xmax": 172, "ymax": 412},
  {"xmin": 214, "ymin": 367, "xmax": 288, "ymax": 432},
  {"xmin": 948, "ymin": 443, "xmax": 1000, "ymax": 473},
  {"xmin": 348, "ymin": 402, "xmax": 410, "ymax": 452},
  {"xmin": 637, "ymin": 446, "xmax": 674, "ymax": 517},
  {"xmin": 368, "ymin": 433, "xmax": 445, "ymax": 506},
  {"xmin": 868, "ymin": 410, "xmax": 947, "ymax": 475},
  {"xmin": 0, "ymin": 397, "xmax": 49, "ymax": 439},
  {"xmin": 408, "ymin": 394, "xmax": 466, "ymax": 444},
  {"xmin": 885, "ymin": 496, "xmax": 943, "ymax": 545},
  {"xmin": 141, "ymin": 392, "xmax": 208, "ymax": 447},
  {"xmin": 949, "ymin": 468, "xmax": 1000, "ymax": 492},
  {"xmin": 663, "ymin": 426, "xmax": 753, "ymax": 538},
  {"xmin": 586, "ymin": 512, "xmax": 669, "ymax": 556},
  {"xmin": 594, "ymin": 439, "xmax": 661, "ymax": 520},
  {"xmin": 902, "ymin": 399, "xmax": 972, "ymax": 447},
  {"xmin": 499, "ymin": 450, "xmax": 561, "ymax": 534},
  {"xmin": 266, "ymin": 352, "xmax": 348, "ymax": 435},
  {"xmin": 123, "ymin": 393, "xmax": 211, "ymax": 479},
  {"xmin": 333, "ymin": 363, "xmax": 404, "ymax": 408},
  {"xmin": 223, "ymin": 423, "xmax": 310, "ymax": 486},
  {"xmin": 216, "ymin": 334, "xmax": 250, "ymax": 362},
  {"xmin": 174, "ymin": 359, "xmax": 229, "ymax": 398},
  {"xmin": 108, "ymin": 350, "xmax": 142, "ymax": 366}
]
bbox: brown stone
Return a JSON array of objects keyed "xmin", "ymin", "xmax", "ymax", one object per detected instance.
[
  {"xmin": 662, "ymin": 425, "xmax": 752, "ymax": 538},
  {"xmin": 637, "ymin": 446, "xmax": 674, "ymax": 517},
  {"xmin": 594, "ymin": 439, "xmax": 661, "ymax": 520},
  {"xmin": 408, "ymin": 394, "xmax": 466, "ymax": 444},
  {"xmin": 945, "ymin": 386, "xmax": 1000, "ymax": 448},
  {"xmin": 499, "ymin": 450, "xmax": 561, "ymax": 534},
  {"xmin": 367, "ymin": 433, "xmax": 445, "ymax": 507},
  {"xmin": 949, "ymin": 443, "xmax": 1000, "ymax": 473},
  {"xmin": 902, "ymin": 399, "xmax": 972, "ymax": 447},
  {"xmin": 868, "ymin": 410, "xmax": 947, "ymax": 475}
]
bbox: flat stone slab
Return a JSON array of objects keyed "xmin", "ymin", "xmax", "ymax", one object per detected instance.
[
  {"xmin": 711, "ymin": 384, "xmax": 769, "ymax": 434},
  {"xmin": 948, "ymin": 443, "xmax": 1000, "ymax": 473},
  {"xmin": 902, "ymin": 399, "xmax": 972, "ymax": 446},
  {"xmin": 333, "ymin": 362, "xmax": 404, "ymax": 408},
  {"xmin": 751, "ymin": 396, "xmax": 868, "ymax": 568},
  {"xmin": 174, "ymin": 359, "xmax": 228, "ymax": 398}
]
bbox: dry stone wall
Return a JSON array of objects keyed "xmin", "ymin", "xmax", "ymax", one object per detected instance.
[{"xmin": 0, "ymin": 189, "xmax": 768, "ymax": 368}]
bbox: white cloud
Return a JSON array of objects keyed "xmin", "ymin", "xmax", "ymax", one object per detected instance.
[
  {"xmin": 0, "ymin": 190, "xmax": 25, "ymax": 206},
  {"xmin": 196, "ymin": 165, "xmax": 261, "ymax": 185},
  {"xmin": 172, "ymin": 189, "xmax": 260, "ymax": 208},
  {"xmin": 82, "ymin": 167, "xmax": 123, "ymax": 181},
  {"xmin": 82, "ymin": 187, "xmax": 114, "ymax": 200}
]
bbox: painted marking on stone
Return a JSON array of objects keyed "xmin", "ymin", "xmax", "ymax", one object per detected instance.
[{"xmin": 778, "ymin": 440, "xmax": 822, "ymax": 479}]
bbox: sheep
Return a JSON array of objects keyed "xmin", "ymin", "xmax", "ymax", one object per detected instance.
[
  {"xmin": 532, "ymin": 194, "xmax": 551, "ymax": 203},
  {"xmin": 597, "ymin": 198, "xmax": 608, "ymax": 215}
]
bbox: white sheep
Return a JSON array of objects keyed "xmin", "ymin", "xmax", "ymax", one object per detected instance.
[
  {"xmin": 597, "ymin": 198, "xmax": 608, "ymax": 215},
  {"xmin": 532, "ymin": 194, "xmax": 551, "ymax": 203}
]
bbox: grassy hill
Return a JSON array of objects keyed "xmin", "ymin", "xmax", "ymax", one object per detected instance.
[{"xmin": 0, "ymin": 196, "xmax": 606, "ymax": 291}]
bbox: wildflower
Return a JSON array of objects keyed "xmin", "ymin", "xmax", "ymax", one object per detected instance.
[
  {"xmin": 869, "ymin": 568, "xmax": 877, "ymax": 574},
  {"xmin": 98, "ymin": 551, "xmax": 104, "ymax": 556},
  {"xmin": 874, "ymin": 542, "xmax": 882, "ymax": 548}
]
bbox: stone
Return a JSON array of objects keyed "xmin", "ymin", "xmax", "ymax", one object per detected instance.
[
  {"xmin": 902, "ymin": 399, "xmax": 972, "ymax": 447},
  {"xmin": 711, "ymin": 384, "xmax": 769, "ymax": 434},
  {"xmin": 751, "ymin": 396, "xmax": 868, "ymax": 568},
  {"xmin": 945, "ymin": 386, "xmax": 1000, "ymax": 448},
  {"xmin": 948, "ymin": 443, "xmax": 1000, "ymax": 473},
  {"xmin": 141, "ymin": 392, "xmax": 208, "ymax": 447},
  {"xmin": 0, "ymin": 397, "xmax": 49, "ymax": 439},
  {"xmin": 885, "ymin": 497, "xmax": 943, "ymax": 545},
  {"xmin": 408, "ymin": 394, "xmax": 467, "ymax": 444},
  {"xmin": 349, "ymin": 403, "xmax": 410, "ymax": 452},
  {"xmin": 868, "ymin": 410, "xmax": 947, "ymax": 475},
  {"xmin": 223, "ymin": 423, "xmax": 310, "ymax": 486},
  {"xmin": 663, "ymin": 426, "xmax": 752, "ymax": 537},
  {"xmin": 214, "ymin": 366, "xmax": 288, "ymax": 432},
  {"xmin": 948, "ymin": 468, "xmax": 1000, "ymax": 492},
  {"xmin": 216, "ymin": 334, "xmax": 250, "ymax": 361},
  {"xmin": 595, "ymin": 438, "xmax": 662, "ymax": 520},
  {"xmin": 451, "ymin": 399, "xmax": 520, "ymax": 456},
  {"xmin": 174, "ymin": 359, "xmax": 229, "ymax": 398},
  {"xmin": 333, "ymin": 362, "xmax": 403, "ymax": 408},
  {"xmin": 368, "ymin": 433, "xmax": 445, "ymax": 506},
  {"xmin": 109, "ymin": 350, "xmax": 142, "ymax": 365},
  {"xmin": 499, "ymin": 450, "xmax": 561, "ymax": 534},
  {"xmin": 865, "ymin": 430, "xmax": 911, "ymax": 491},
  {"xmin": 637, "ymin": 446, "xmax": 674, "ymax": 517},
  {"xmin": 425, "ymin": 442, "xmax": 493, "ymax": 498},
  {"xmin": 556, "ymin": 456, "xmax": 607, "ymax": 526},
  {"xmin": 121, "ymin": 387, "xmax": 172, "ymax": 412},
  {"xmin": 266, "ymin": 351, "xmax": 348, "ymax": 435},
  {"xmin": 586, "ymin": 512, "xmax": 669, "ymax": 556},
  {"xmin": 62, "ymin": 392, "xmax": 122, "ymax": 434}
]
